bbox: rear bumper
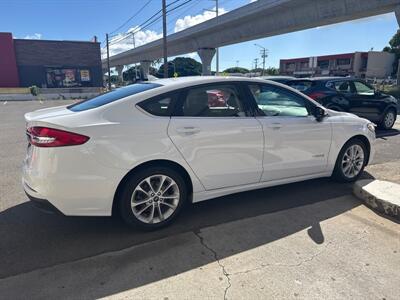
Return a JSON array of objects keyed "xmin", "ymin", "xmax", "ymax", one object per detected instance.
[{"xmin": 25, "ymin": 191, "xmax": 63, "ymax": 215}]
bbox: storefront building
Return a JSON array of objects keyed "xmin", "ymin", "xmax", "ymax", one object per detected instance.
[{"xmin": 0, "ymin": 32, "xmax": 102, "ymax": 88}]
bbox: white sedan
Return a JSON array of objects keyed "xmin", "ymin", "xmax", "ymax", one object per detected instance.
[{"xmin": 23, "ymin": 77, "xmax": 375, "ymax": 229}]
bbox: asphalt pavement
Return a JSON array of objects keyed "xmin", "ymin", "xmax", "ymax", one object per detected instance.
[{"xmin": 0, "ymin": 100, "xmax": 399, "ymax": 299}]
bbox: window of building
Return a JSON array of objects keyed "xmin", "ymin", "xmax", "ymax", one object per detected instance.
[
  {"xmin": 286, "ymin": 63, "xmax": 295, "ymax": 70},
  {"xmin": 300, "ymin": 62, "xmax": 309, "ymax": 69},
  {"xmin": 177, "ymin": 84, "xmax": 246, "ymax": 117},
  {"xmin": 46, "ymin": 68, "xmax": 92, "ymax": 88},
  {"xmin": 317, "ymin": 60, "xmax": 329, "ymax": 69},
  {"xmin": 248, "ymin": 84, "xmax": 309, "ymax": 117},
  {"xmin": 336, "ymin": 58, "xmax": 351, "ymax": 66}
]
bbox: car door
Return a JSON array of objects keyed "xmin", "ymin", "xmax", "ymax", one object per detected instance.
[
  {"xmin": 349, "ymin": 80, "xmax": 383, "ymax": 121},
  {"xmin": 247, "ymin": 83, "xmax": 332, "ymax": 182},
  {"xmin": 168, "ymin": 82, "xmax": 264, "ymax": 190}
]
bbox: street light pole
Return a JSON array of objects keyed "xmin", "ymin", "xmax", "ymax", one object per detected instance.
[
  {"xmin": 106, "ymin": 33, "xmax": 111, "ymax": 90},
  {"xmin": 162, "ymin": 0, "xmax": 168, "ymax": 78}
]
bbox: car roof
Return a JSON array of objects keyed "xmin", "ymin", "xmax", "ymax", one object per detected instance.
[
  {"xmin": 147, "ymin": 76, "xmax": 280, "ymax": 90},
  {"xmin": 288, "ymin": 77, "xmax": 356, "ymax": 82}
]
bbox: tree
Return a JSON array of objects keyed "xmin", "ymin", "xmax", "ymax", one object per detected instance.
[
  {"xmin": 123, "ymin": 66, "xmax": 158, "ymax": 82},
  {"xmin": 265, "ymin": 67, "xmax": 279, "ymax": 75},
  {"xmin": 383, "ymin": 30, "xmax": 400, "ymax": 77},
  {"xmin": 157, "ymin": 57, "xmax": 202, "ymax": 77},
  {"xmin": 223, "ymin": 67, "xmax": 249, "ymax": 74}
]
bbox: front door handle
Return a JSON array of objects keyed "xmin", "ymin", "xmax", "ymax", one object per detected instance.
[{"xmin": 176, "ymin": 126, "xmax": 201, "ymax": 135}]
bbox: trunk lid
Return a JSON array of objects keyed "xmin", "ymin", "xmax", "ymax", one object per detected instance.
[{"xmin": 24, "ymin": 105, "xmax": 74, "ymax": 122}]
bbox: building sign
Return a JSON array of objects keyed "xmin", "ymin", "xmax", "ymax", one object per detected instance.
[{"xmin": 80, "ymin": 70, "xmax": 90, "ymax": 81}]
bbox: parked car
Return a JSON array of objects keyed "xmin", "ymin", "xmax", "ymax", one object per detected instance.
[
  {"xmin": 286, "ymin": 77, "xmax": 398, "ymax": 129},
  {"xmin": 259, "ymin": 75, "xmax": 296, "ymax": 84},
  {"xmin": 23, "ymin": 77, "xmax": 375, "ymax": 229}
]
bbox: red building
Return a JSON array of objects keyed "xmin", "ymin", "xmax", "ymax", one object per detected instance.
[
  {"xmin": 280, "ymin": 51, "xmax": 395, "ymax": 79},
  {"xmin": 0, "ymin": 32, "xmax": 102, "ymax": 88}
]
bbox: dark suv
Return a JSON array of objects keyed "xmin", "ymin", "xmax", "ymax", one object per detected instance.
[{"xmin": 286, "ymin": 77, "xmax": 398, "ymax": 129}]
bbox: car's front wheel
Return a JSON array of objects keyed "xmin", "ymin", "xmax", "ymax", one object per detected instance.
[
  {"xmin": 379, "ymin": 109, "xmax": 396, "ymax": 130},
  {"xmin": 332, "ymin": 139, "xmax": 368, "ymax": 182},
  {"xmin": 118, "ymin": 166, "xmax": 187, "ymax": 229}
]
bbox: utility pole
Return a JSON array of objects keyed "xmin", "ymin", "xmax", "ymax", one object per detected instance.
[
  {"xmin": 254, "ymin": 44, "xmax": 268, "ymax": 76},
  {"xmin": 162, "ymin": 0, "xmax": 168, "ymax": 78},
  {"xmin": 254, "ymin": 58, "xmax": 259, "ymax": 70},
  {"xmin": 106, "ymin": 33, "xmax": 111, "ymax": 90}
]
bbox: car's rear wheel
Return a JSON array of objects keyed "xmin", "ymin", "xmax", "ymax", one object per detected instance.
[
  {"xmin": 379, "ymin": 109, "xmax": 396, "ymax": 130},
  {"xmin": 118, "ymin": 166, "xmax": 187, "ymax": 229},
  {"xmin": 332, "ymin": 139, "xmax": 367, "ymax": 182}
]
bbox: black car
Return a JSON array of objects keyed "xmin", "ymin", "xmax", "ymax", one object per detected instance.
[
  {"xmin": 261, "ymin": 76, "xmax": 296, "ymax": 84},
  {"xmin": 286, "ymin": 77, "xmax": 398, "ymax": 129}
]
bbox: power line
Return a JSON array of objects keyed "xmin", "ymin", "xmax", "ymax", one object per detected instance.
[
  {"xmin": 106, "ymin": 0, "xmax": 194, "ymax": 47},
  {"xmin": 109, "ymin": 0, "xmax": 153, "ymax": 35}
]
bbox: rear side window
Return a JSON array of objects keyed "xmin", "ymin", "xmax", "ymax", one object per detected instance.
[
  {"xmin": 68, "ymin": 83, "xmax": 162, "ymax": 112},
  {"xmin": 287, "ymin": 80, "xmax": 313, "ymax": 92},
  {"xmin": 137, "ymin": 96, "xmax": 173, "ymax": 116}
]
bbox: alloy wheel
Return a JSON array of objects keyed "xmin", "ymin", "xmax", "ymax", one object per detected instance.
[
  {"xmin": 384, "ymin": 111, "xmax": 395, "ymax": 129},
  {"xmin": 341, "ymin": 144, "xmax": 364, "ymax": 179},
  {"xmin": 131, "ymin": 174, "xmax": 180, "ymax": 224}
]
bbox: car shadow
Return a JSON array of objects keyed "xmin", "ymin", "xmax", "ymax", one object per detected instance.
[
  {"xmin": 376, "ymin": 128, "xmax": 400, "ymax": 138},
  {"xmin": 0, "ymin": 177, "xmax": 355, "ymax": 283}
]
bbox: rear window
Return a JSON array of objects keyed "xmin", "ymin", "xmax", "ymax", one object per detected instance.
[
  {"xmin": 68, "ymin": 82, "xmax": 162, "ymax": 112},
  {"xmin": 287, "ymin": 80, "xmax": 314, "ymax": 92}
]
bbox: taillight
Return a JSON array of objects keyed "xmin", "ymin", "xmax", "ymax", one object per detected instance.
[
  {"xmin": 27, "ymin": 126, "xmax": 89, "ymax": 147},
  {"xmin": 308, "ymin": 92, "xmax": 326, "ymax": 101}
]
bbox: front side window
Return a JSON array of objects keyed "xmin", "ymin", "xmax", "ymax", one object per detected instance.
[
  {"xmin": 68, "ymin": 82, "xmax": 162, "ymax": 112},
  {"xmin": 332, "ymin": 81, "xmax": 352, "ymax": 93},
  {"xmin": 178, "ymin": 84, "xmax": 246, "ymax": 117},
  {"xmin": 354, "ymin": 81, "xmax": 374, "ymax": 96},
  {"xmin": 248, "ymin": 84, "xmax": 309, "ymax": 117}
]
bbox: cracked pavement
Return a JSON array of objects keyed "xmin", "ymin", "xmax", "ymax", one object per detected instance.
[{"xmin": 0, "ymin": 196, "xmax": 399, "ymax": 300}]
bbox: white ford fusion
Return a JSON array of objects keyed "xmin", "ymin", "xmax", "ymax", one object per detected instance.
[{"xmin": 23, "ymin": 76, "xmax": 375, "ymax": 229}]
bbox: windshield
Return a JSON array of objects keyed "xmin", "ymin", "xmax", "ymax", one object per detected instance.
[{"xmin": 68, "ymin": 82, "xmax": 162, "ymax": 112}]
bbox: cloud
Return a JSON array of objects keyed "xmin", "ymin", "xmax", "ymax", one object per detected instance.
[
  {"xmin": 102, "ymin": 26, "xmax": 162, "ymax": 58},
  {"xmin": 174, "ymin": 7, "xmax": 228, "ymax": 33},
  {"xmin": 249, "ymin": 0, "xmax": 257, "ymax": 2},
  {"xmin": 23, "ymin": 33, "xmax": 42, "ymax": 39}
]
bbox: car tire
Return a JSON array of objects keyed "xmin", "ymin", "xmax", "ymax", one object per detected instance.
[
  {"xmin": 118, "ymin": 166, "xmax": 187, "ymax": 230},
  {"xmin": 332, "ymin": 139, "xmax": 368, "ymax": 183},
  {"xmin": 378, "ymin": 109, "xmax": 397, "ymax": 130}
]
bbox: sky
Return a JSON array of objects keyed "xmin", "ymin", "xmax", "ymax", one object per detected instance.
[{"xmin": 0, "ymin": 0, "xmax": 398, "ymax": 72}]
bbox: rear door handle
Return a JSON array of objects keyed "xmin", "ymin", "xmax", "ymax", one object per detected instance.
[
  {"xmin": 176, "ymin": 126, "xmax": 201, "ymax": 135},
  {"xmin": 271, "ymin": 123, "xmax": 282, "ymax": 130}
]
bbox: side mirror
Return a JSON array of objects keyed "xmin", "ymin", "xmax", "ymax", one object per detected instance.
[{"xmin": 313, "ymin": 106, "xmax": 326, "ymax": 122}]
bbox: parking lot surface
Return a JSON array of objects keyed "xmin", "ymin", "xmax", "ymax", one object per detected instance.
[{"xmin": 0, "ymin": 100, "xmax": 399, "ymax": 299}]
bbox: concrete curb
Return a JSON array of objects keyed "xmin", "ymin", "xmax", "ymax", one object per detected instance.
[{"xmin": 353, "ymin": 179, "xmax": 400, "ymax": 221}]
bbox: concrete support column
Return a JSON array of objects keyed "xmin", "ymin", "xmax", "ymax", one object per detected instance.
[
  {"xmin": 197, "ymin": 48, "xmax": 216, "ymax": 75},
  {"xmin": 396, "ymin": 6, "xmax": 400, "ymax": 27},
  {"xmin": 139, "ymin": 60, "xmax": 152, "ymax": 80},
  {"xmin": 115, "ymin": 65, "xmax": 124, "ymax": 82}
]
